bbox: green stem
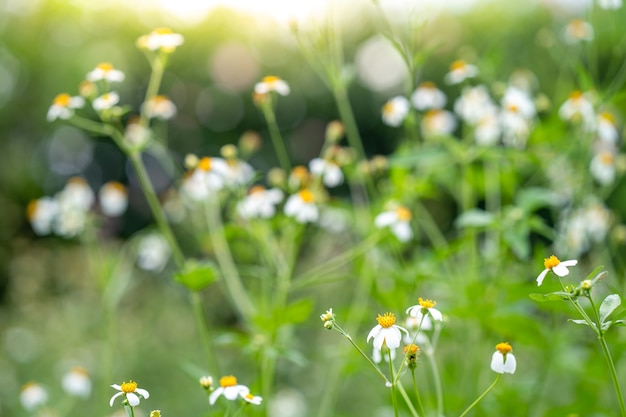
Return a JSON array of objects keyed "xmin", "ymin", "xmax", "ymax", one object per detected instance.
[
  {"xmin": 397, "ymin": 381, "xmax": 420, "ymax": 417},
  {"xmin": 139, "ymin": 56, "xmax": 166, "ymax": 129},
  {"xmin": 394, "ymin": 313, "xmax": 426, "ymax": 384},
  {"xmin": 333, "ymin": 84, "xmax": 366, "ymax": 163},
  {"xmin": 333, "ymin": 324, "xmax": 391, "ymax": 385},
  {"xmin": 458, "ymin": 374, "xmax": 501, "ymax": 417},
  {"xmin": 425, "ymin": 341, "xmax": 444, "ymax": 417},
  {"xmin": 411, "ymin": 370, "xmax": 426, "ymax": 417},
  {"xmin": 261, "ymin": 100, "xmax": 292, "ymax": 173},
  {"xmin": 191, "ymin": 292, "xmax": 219, "ymax": 374},
  {"xmin": 389, "ymin": 350, "xmax": 400, "ymax": 417}
]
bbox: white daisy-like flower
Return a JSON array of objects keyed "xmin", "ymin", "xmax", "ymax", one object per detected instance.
[
  {"xmin": 309, "ymin": 158, "xmax": 344, "ymax": 188},
  {"xmin": 99, "ymin": 181, "xmax": 128, "ymax": 217},
  {"xmin": 475, "ymin": 108, "xmax": 501, "ymax": 146},
  {"xmin": 254, "ymin": 75, "xmax": 290, "ymax": 96},
  {"xmin": 93, "ymin": 92, "xmax": 120, "ymax": 111},
  {"xmin": 137, "ymin": 28, "xmax": 184, "ymax": 52},
  {"xmin": 406, "ymin": 297, "xmax": 443, "ymax": 322},
  {"xmin": 284, "ymin": 189, "xmax": 319, "ymax": 223},
  {"xmin": 444, "ymin": 60, "xmax": 479, "ymax": 85},
  {"xmin": 142, "ymin": 95, "xmax": 177, "ymax": 120},
  {"xmin": 181, "ymin": 157, "xmax": 229, "ymax": 201},
  {"xmin": 536, "ymin": 255, "xmax": 578, "ymax": 286},
  {"xmin": 411, "ymin": 82, "xmax": 447, "ymax": 111},
  {"xmin": 110, "ymin": 381, "xmax": 149, "ymax": 407},
  {"xmin": 590, "ymin": 150, "xmax": 616, "ymax": 185},
  {"xmin": 209, "ymin": 375, "xmax": 250, "ymax": 405},
  {"xmin": 124, "ymin": 121, "xmax": 151, "ymax": 149},
  {"xmin": 597, "ymin": 112, "xmax": 619, "ymax": 144},
  {"xmin": 136, "ymin": 233, "xmax": 171, "ymax": 272},
  {"xmin": 58, "ymin": 177, "xmax": 95, "ymax": 212},
  {"xmin": 62, "ymin": 367, "xmax": 92, "ymax": 398},
  {"xmin": 584, "ymin": 202, "xmax": 611, "ymax": 243},
  {"xmin": 490, "ymin": 342, "xmax": 516, "ymax": 374},
  {"xmin": 243, "ymin": 393, "xmax": 263, "ymax": 405},
  {"xmin": 501, "ymin": 110, "xmax": 531, "ymax": 149},
  {"xmin": 367, "ymin": 312, "xmax": 409, "ymax": 350},
  {"xmin": 20, "ymin": 382, "xmax": 48, "ymax": 411},
  {"xmin": 559, "ymin": 90, "xmax": 596, "ymax": 128},
  {"xmin": 27, "ymin": 197, "xmax": 59, "ymax": 236},
  {"xmin": 501, "ymin": 86, "xmax": 536, "ymax": 119},
  {"xmin": 374, "ymin": 206, "xmax": 413, "ymax": 242},
  {"xmin": 421, "ymin": 109, "xmax": 456, "ymax": 137},
  {"xmin": 563, "ymin": 19, "xmax": 594, "ymax": 44},
  {"xmin": 46, "ymin": 93, "xmax": 85, "ymax": 121},
  {"xmin": 381, "ymin": 96, "xmax": 410, "ymax": 127},
  {"xmin": 86, "ymin": 62, "xmax": 125, "ymax": 83},
  {"xmin": 237, "ymin": 186, "xmax": 284, "ymax": 219},
  {"xmin": 454, "ymin": 85, "xmax": 495, "ymax": 125},
  {"xmin": 599, "ymin": 0, "xmax": 622, "ymax": 9},
  {"xmin": 223, "ymin": 159, "xmax": 255, "ymax": 187}
]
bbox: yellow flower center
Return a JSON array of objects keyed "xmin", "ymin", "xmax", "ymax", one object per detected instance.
[
  {"xmin": 121, "ymin": 381, "xmax": 138, "ymax": 393},
  {"xmin": 245, "ymin": 393, "xmax": 254, "ymax": 400},
  {"xmin": 154, "ymin": 27, "xmax": 174, "ymax": 35},
  {"xmin": 376, "ymin": 312, "xmax": 396, "ymax": 328},
  {"xmin": 570, "ymin": 90, "xmax": 583, "ymax": 100},
  {"xmin": 26, "ymin": 200, "xmax": 38, "ymax": 220},
  {"xmin": 70, "ymin": 366, "xmax": 89, "ymax": 376},
  {"xmin": 495, "ymin": 342, "xmax": 512, "ymax": 355},
  {"xmin": 219, "ymin": 375, "xmax": 237, "ymax": 387},
  {"xmin": 600, "ymin": 111, "xmax": 616, "ymax": 125},
  {"xmin": 97, "ymin": 62, "xmax": 114, "ymax": 72},
  {"xmin": 403, "ymin": 343, "xmax": 420, "ymax": 354},
  {"xmin": 396, "ymin": 206, "xmax": 412, "ymax": 221},
  {"xmin": 262, "ymin": 75, "xmax": 280, "ymax": 85},
  {"xmin": 105, "ymin": 181, "xmax": 127, "ymax": 193},
  {"xmin": 53, "ymin": 93, "xmax": 71, "ymax": 107},
  {"xmin": 507, "ymin": 104, "xmax": 519, "ymax": 113},
  {"xmin": 600, "ymin": 152, "xmax": 615, "ymax": 165},
  {"xmin": 299, "ymin": 189, "xmax": 314, "ymax": 203},
  {"xmin": 543, "ymin": 255, "xmax": 561, "ymax": 269},
  {"xmin": 568, "ymin": 19, "xmax": 588, "ymax": 38},
  {"xmin": 419, "ymin": 81, "xmax": 436, "ymax": 89},
  {"xmin": 450, "ymin": 60, "xmax": 467, "ymax": 71},
  {"xmin": 418, "ymin": 297, "xmax": 436, "ymax": 309},
  {"xmin": 198, "ymin": 157, "xmax": 212, "ymax": 171},
  {"xmin": 152, "ymin": 95, "xmax": 169, "ymax": 104},
  {"xmin": 382, "ymin": 101, "xmax": 394, "ymax": 116},
  {"xmin": 249, "ymin": 185, "xmax": 266, "ymax": 195}
]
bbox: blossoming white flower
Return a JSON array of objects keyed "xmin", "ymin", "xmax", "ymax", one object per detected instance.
[
  {"xmin": 597, "ymin": 111, "xmax": 619, "ymax": 144},
  {"xmin": 501, "ymin": 109, "xmax": 531, "ymax": 149},
  {"xmin": 584, "ymin": 202, "xmax": 612, "ymax": 243},
  {"xmin": 62, "ymin": 367, "xmax": 92, "ymax": 398},
  {"xmin": 47, "ymin": 93, "xmax": 85, "ymax": 121},
  {"xmin": 181, "ymin": 157, "xmax": 229, "ymax": 201},
  {"xmin": 93, "ymin": 92, "xmax": 120, "ymax": 111},
  {"xmin": 599, "ymin": 0, "xmax": 622, "ymax": 9},
  {"xmin": 136, "ymin": 233, "xmax": 171, "ymax": 272},
  {"xmin": 254, "ymin": 75, "xmax": 290, "ymax": 96},
  {"xmin": 374, "ymin": 206, "xmax": 413, "ymax": 242},
  {"xmin": 421, "ymin": 109, "xmax": 456, "ymax": 137},
  {"xmin": 406, "ymin": 297, "xmax": 443, "ymax": 322},
  {"xmin": 490, "ymin": 342, "xmax": 516, "ymax": 374},
  {"xmin": 109, "ymin": 381, "xmax": 149, "ymax": 407},
  {"xmin": 124, "ymin": 120, "xmax": 151, "ymax": 149},
  {"xmin": 237, "ymin": 186, "xmax": 284, "ymax": 219},
  {"xmin": 454, "ymin": 85, "xmax": 495, "ymax": 125},
  {"xmin": 27, "ymin": 197, "xmax": 59, "ymax": 235},
  {"xmin": 367, "ymin": 312, "xmax": 408, "ymax": 350},
  {"xmin": 223, "ymin": 159, "xmax": 255, "ymax": 187},
  {"xmin": 381, "ymin": 96, "xmax": 410, "ymax": 127},
  {"xmin": 199, "ymin": 376, "xmax": 213, "ymax": 389},
  {"xmin": 284, "ymin": 189, "xmax": 319, "ymax": 223},
  {"xmin": 559, "ymin": 90, "xmax": 595, "ymax": 128},
  {"xmin": 20, "ymin": 382, "xmax": 48, "ymax": 410},
  {"xmin": 411, "ymin": 82, "xmax": 447, "ymax": 110},
  {"xmin": 86, "ymin": 62, "xmax": 125, "ymax": 83},
  {"xmin": 475, "ymin": 108, "xmax": 501, "ymax": 146},
  {"xmin": 209, "ymin": 375, "xmax": 250, "ymax": 405},
  {"xmin": 142, "ymin": 95, "xmax": 177, "ymax": 120},
  {"xmin": 137, "ymin": 28, "xmax": 184, "ymax": 52},
  {"xmin": 501, "ymin": 86, "xmax": 536, "ymax": 119},
  {"xmin": 563, "ymin": 19, "xmax": 594, "ymax": 44},
  {"xmin": 444, "ymin": 60, "xmax": 478, "ymax": 85},
  {"xmin": 309, "ymin": 158, "xmax": 344, "ymax": 188},
  {"xmin": 243, "ymin": 393, "xmax": 263, "ymax": 405},
  {"xmin": 58, "ymin": 177, "xmax": 95, "ymax": 212},
  {"xmin": 590, "ymin": 150, "xmax": 617, "ymax": 185},
  {"xmin": 99, "ymin": 181, "xmax": 128, "ymax": 217},
  {"xmin": 536, "ymin": 255, "xmax": 578, "ymax": 286}
]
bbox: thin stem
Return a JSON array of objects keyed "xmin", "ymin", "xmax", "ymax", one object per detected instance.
[
  {"xmin": 397, "ymin": 381, "xmax": 421, "ymax": 417},
  {"xmin": 333, "ymin": 84, "xmax": 366, "ymax": 163},
  {"xmin": 411, "ymin": 370, "xmax": 426, "ymax": 417},
  {"xmin": 389, "ymin": 350, "xmax": 400, "ymax": 417},
  {"xmin": 333, "ymin": 324, "xmax": 391, "ymax": 385},
  {"xmin": 425, "ymin": 341, "xmax": 444, "ymax": 417},
  {"xmin": 261, "ymin": 99, "xmax": 292, "ymax": 173},
  {"xmin": 139, "ymin": 55, "xmax": 166, "ymax": 129},
  {"xmin": 458, "ymin": 374, "xmax": 501, "ymax": 417},
  {"xmin": 394, "ymin": 313, "xmax": 426, "ymax": 384},
  {"xmin": 190, "ymin": 292, "xmax": 219, "ymax": 374}
]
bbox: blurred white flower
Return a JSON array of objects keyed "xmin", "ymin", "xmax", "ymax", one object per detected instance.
[
  {"xmin": 490, "ymin": 342, "xmax": 516, "ymax": 374},
  {"xmin": 597, "ymin": 112, "xmax": 619, "ymax": 144},
  {"xmin": 181, "ymin": 157, "xmax": 229, "ymax": 201},
  {"xmin": 62, "ymin": 367, "xmax": 92, "ymax": 398},
  {"xmin": 367, "ymin": 312, "xmax": 408, "ymax": 350},
  {"xmin": 47, "ymin": 93, "xmax": 85, "ymax": 121},
  {"xmin": 58, "ymin": 177, "xmax": 95, "ymax": 212},
  {"xmin": 374, "ymin": 206, "xmax": 413, "ymax": 242},
  {"xmin": 444, "ymin": 60, "xmax": 478, "ymax": 85},
  {"xmin": 475, "ymin": 108, "xmax": 501, "ymax": 146},
  {"xmin": 243, "ymin": 393, "xmax": 263, "ymax": 405},
  {"xmin": 237, "ymin": 186, "xmax": 283, "ymax": 219},
  {"xmin": 209, "ymin": 375, "xmax": 250, "ymax": 405},
  {"xmin": 223, "ymin": 159, "xmax": 255, "ymax": 187},
  {"xmin": 454, "ymin": 85, "xmax": 495, "ymax": 125},
  {"xmin": 381, "ymin": 96, "xmax": 410, "ymax": 127},
  {"xmin": 590, "ymin": 150, "xmax": 616, "ymax": 185},
  {"xmin": 559, "ymin": 90, "xmax": 595, "ymax": 128},
  {"xmin": 411, "ymin": 82, "xmax": 446, "ymax": 111},
  {"xmin": 20, "ymin": 382, "xmax": 48, "ymax": 411},
  {"xmin": 421, "ymin": 109, "xmax": 456, "ymax": 137},
  {"xmin": 27, "ymin": 197, "xmax": 59, "ymax": 235},
  {"xmin": 86, "ymin": 62, "xmax": 125, "ymax": 83},
  {"xmin": 536, "ymin": 255, "xmax": 578, "ymax": 286},
  {"xmin": 110, "ymin": 381, "xmax": 149, "ymax": 407},
  {"xmin": 124, "ymin": 121, "xmax": 151, "ymax": 149},
  {"xmin": 142, "ymin": 95, "xmax": 177, "ymax": 120},
  {"xmin": 137, "ymin": 233, "xmax": 171, "ymax": 272},
  {"xmin": 137, "ymin": 28, "xmax": 184, "ymax": 52},
  {"xmin": 99, "ymin": 181, "xmax": 128, "ymax": 217},
  {"xmin": 284, "ymin": 190, "xmax": 319, "ymax": 223},
  {"xmin": 406, "ymin": 297, "xmax": 443, "ymax": 322},
  {"xmin": 501, "ymin": 86, "xmax": 536, "ymax": 119},
  {"xmin": 254, "ymin": 75, "xmax": 290, "ymax": 96},
  {"xmin": 584, "ymin": 202, "xmax": 612, "ymax": 243},
  {"xmin": 563, "ymin": 19, "xmax": 594, "ymax": 44},
  {"xmin": 93, "ymin": 92, "xmax": 120, "ymax": 111},
  {"xmin": 309, "ymin": 158, "xmax": 343, "ymax": 188}
]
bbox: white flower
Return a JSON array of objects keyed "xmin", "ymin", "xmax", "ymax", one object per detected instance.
[
  {"xmin": 99, "ymin": 181, "xmax": 128, "ymax": 217},
  {"xmin": 47, "ymin": 93, "xmax": 85, "ymax": 121},
  {"xmin": 254, "ymin": 75, "xmax": 290, "ymax": 96},
  {"xmin": 284, "ymin": 190, "xmax": 319, "ymax": 223},
  {"xmin": 421, "ymin": 109, "xmax": 456, "ymax": 137},
  {"xmin": 454, "ymin": 85, "xmax": 495, "ymax": 125},
  {"xmin": 137, "ymin": 233, "xmax": 171, "ymax": 272},
  {"xmin": 599, "ymin": 0, "xmax": 622, "ymax": 9},
  {"xmin": 86, "ymin": 62, "xmax": 125, "ymax": 83},
  {"xmin": 137, "ymin": 28, "xmax": 184, "ymax": 52},
  {"xmin": 181, "ymin": 157, "xmax": 229, "ymax": 201},
  {"xmin": 209, "ymin": 375, "xmax": 250, "ymax": 405},
  {"xmin": 93, "ymin": 92, "xmax": 120, "ymax": 111},
  {"xmin": 309, "ymin": 158, "xmax": 344, "ymax": 188},
  {"xmin": 475, "ymin": 108, "xmax": 501, "ymax": 146},
  {"xmin": 559, "ymin": 90, "xmax": 596, "ymax": 128},
  {"xmin": 58, "ymin": 177, "xmax": 95, "ymax": 212},
  {"xmin": 20, "ymin": 382, "xmax": 48, "ymax": 411},
  {"xmin": 243, "ymin": 393, "xmax": 263, "ymax": 405},
  {"xmin": 124, "ymin": 122, "xmax": 151, "ymax": 149},
  {"xmin": 142, "ymin": 95, "xmax": 177, "ymax": 120},
  {"xmin": 590, "ymin": 150, "xmax": 616, "ymax": 185},
  {"xmin": 444, "ymin": 60, "xmax": 478, "ymax": 85},
  {"xmin": 109, "ymin": 381, "xmax": 149, "ymax": 407},
  {"xmin": 367, "ymin": 312, "xmax": 409, "ymax": 350},
  {"xmin": 501, "ymin": 86, "xmax": 536, "ymax": 119},
  {"xmin": 27, "ymin": 197, "xmax": 59, "ymax": 235},
  {"xmin": 381, "ymin": 96, "xmax": 410, "ymax": 127},
  {"xmin": 501, "ymin": 110, "xmax": 531, "ymax": 149},
  {"xmin": 62, "ymin": 367, "xmax": 92, "ymax": 398},
  {"xmin": 411, "ymin": 82, "xmax": 447, "ymax": 111},
  {"xmin": 584, "ymin": 202, "xmax": 611, "ymax": 243},
  {"xmin": 563, "ymin": 19, "xmax": 594, "ymax": 44},
  {"xmin": 237, "ymin": 186, "xmax": 284, "ymax": 219},
  {"xmin": 406, "ymin": 297, "xmax": 443, "ymax": 322},
  {"xmin": 490, "ymin": 342, "xmax": 516, "ymax": 374},
  {"xmin": 597, "ymin": 112, "xmax": 619, "ymax": 144},
  {"xmin": 536, "ymin": 255, "xmax": 578, "ymax": 286},
  {"xmin": 223, "ymin": 159, "xmax": 255, "ymax": 187},
  {"xmin": 374, "ymin": 206, "xmax": 413, "ymax": 242}
]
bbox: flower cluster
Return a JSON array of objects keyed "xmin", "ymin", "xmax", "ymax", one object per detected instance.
[{"xmin": 202, "ymin": 375, "xmax": 263, "ymax": 406}]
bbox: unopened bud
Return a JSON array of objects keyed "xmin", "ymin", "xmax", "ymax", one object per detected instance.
[{"xmin": 325, "ymin": 120, "xmax": 345, "ymax": 144}]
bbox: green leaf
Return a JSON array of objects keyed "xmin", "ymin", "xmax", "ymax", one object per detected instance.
[
  {"xmin": 279, "ymin": 298, "xmax": 313, "ymax": 326},
  {"xmin": 515, "ymin": 187, "xmax": 563, "ymax": 212},
  {"xmin": 529, "ymin": 292, "xmax": 572, "ymax": 302},
  {"xmin": 175, "ymin": 260, "xmax": 219, "ymax": 291},
  {"xmin": 600, "ymin": 294, "xmax": 621, "ymax": 323},
  {"xmin": 455, "ymin": 209, "xmax": 495, "ymax": 228}
]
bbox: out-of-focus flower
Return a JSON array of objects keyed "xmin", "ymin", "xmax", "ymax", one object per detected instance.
[
  {"xmin": 27, "ymin": 197, "xmax": 59, "ymax": 235},
  {"xmin": 563, "ymin": 19, "xmax": 594, "ymax": 44},
  {"xmin": 597, "ymin": 112, "xmax": 619, "ymax": 143},
  {"xmin": 501, "ymin": 86, "xmax": 536, "ymax": 119},
  {"xmin": 406, "ymin": 298, "xmax": 443, "ymax": 322},
  {"xmin": 320, "ymin": 308, "xmax": 335, "ymax": 329},
  {"xmin": 325, "ymin": 120, "xmax": 345, "ymax": 143},
  {"xmin": 209, "ymin": 375, "xmax": 250, "ymax": 405},
  {"xmin": 58, "ymin": 177, "xmax": 95, "ymax": 212},
  {"xmin": 142, "ymin": 95, "xmax": 177, "ymax": 120},
  {"xmin": 536, "ymin": 255, "xmax": 578, "ymax": 286},
  {"xmin": 93, "ymin": 92, "xmax": 120, "ymax": 111},
  {"xmin": 47, "ymin": 93, "xmax": 85, "ymax": 121},
  {"xmin": 585, "ymin": 202, "xmax": 612, "ymax": 242},
  {"xmin": 110, "ymin": 381, "xmax": 150, "ymax": 407},
  {"xmin": 137, "ymin": 233, "xmax": 171, "ymax": 272},
  {"xmin": 62, "ymin": 367, "xmax": 92, "ymax": 398},
  {"xmin": 237, "ymin": 186, "xmax": 284, "ymax": 219},
  {"xmin": 598, "ymin": 0, "xmax": 622, "ymax": 8},
  {"xmin": 475, "ymin": 108, "xmax": 501, "ymax": 146},
  {"xmin": 490, "ymin": 342, "xmax": 516, "ymax": 374},
  {"xmin": 137, "ymin": 28, "xmax": 184, "ymax": 52},
  {"xmin": 421, "ymin": 109, "xmax": 456, "ymax": 137},
  {"xmin": 444, "ymin": 60, "xmax": 478, "ymax": 85},
  {"xmin": 411, "ymin": 82, "xmax": 447, "ymax": 111},
  {"xmin": 199, "ymin": 376, "xmax": 213, "ymax": 390},
  {"xmin": 254, "ymin": 76, "xmax": 290, "ymax": 96},
  {"xmin": 20, "ymin": 382, "xmax": 48, "ymax": 411},
  {"xmin": 381, "ymin": 96, "xmax": 410, "ymax": 127},
  {"xmin": 124, "ymin": 119, "xmax": 151, "ymax": 150},
  {"xmin": 181, "ymin": 157, "xmax": 229, "ymax": 201},
  {"xmin": 288, "ymin": 166, "xmax": 310, "ymax": 190},
  {"xmin": 454, "ymin": 85, "xmax": 495, "ymax": 125},
  {"xmin": 367, "ymin": 312, "xmax": 408, "ymax": 350},
  {"xmin": 223, "ymin": 159, "xmax": 255, "ymax": 187},
  {"xmin": 99, "ymin": 181, "xmax": 128, "ymax": 217},
  {"xmin": 284, "ymin": 189, "xmax": 319, "ymax": 223},
  {"xmin": 243, "ymin": 393, "xmax": 263, "ymax": 405},
  {"xmin": 590, "ymin": 150, "xmax": 617, "ymax": 185},
  {"xmin": 86, "ymin": 63, "xmax": 125, "ymax": 83},
  {"xmin": 374, "ymin": 206, "xmax": 413, "ymax": 242},
  {"xmin": 309, "ymin": 158, "xmax": 344, "ymax": 188},
  {"xmin": 559, "ymin": 91, "xmax": 595, "ymax": 128}
]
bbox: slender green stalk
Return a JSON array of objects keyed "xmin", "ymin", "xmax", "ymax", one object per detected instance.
[
  {"xmin": 260, "ymin": 100, "xmax": 292, "ymax": 173},
  {"xmin": 397, "ymin": 381, "xmax": 420, "ymax": 417},
  {"xmin": 139, "ymin": 56, "xmax": 166, "ymax": 129},
  {"xmin": 123, "ymin": 403, "xmax": 135, "ymax": 417},
  {"xmin": 332, "ymin": 85, "xmax": 366, "ymax": 163},
  {"xmin": 389, "ymin": 350, "xmax": 400, "ymax": 417},
  {"xmin": 191, "ymin": 292, "xmax": 219, "ymax": 373},
  {"xmin": 394, "ymin": 313, "xmax": 426, "ymax": 384},
  {"xmin": 425, "ymin": 342, "xmax": 444, "ymax": 417},
  {"xmin": 458, "ymin": 374, "xmax": 501, "ymax": 417},
  {"xmin": 411, "ymin": 370, "xmax": 426, "ymax": 417}
]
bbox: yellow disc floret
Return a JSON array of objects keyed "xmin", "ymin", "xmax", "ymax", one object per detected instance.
[
  {"xmin": 403, "ymin": 343, "xmax": 420, "ymax": 354},
  {"xmin": 376, "ymin": 312, "xmax": 396, "ymax": 328},
  {"xmin": 97, "ymin": 62, "xmax": 114, "ymax": 72},
  {"xmin": 262, "ymin": 75, "xmax": 280, "ymax": 85},
  {"xmin": 418, "ymin": 297, "xmax": 436, "ymax": 309},
  {"xmin": 495, "ymin": 342, "xmax": 512, "ymax": 355},
  {"xmin": 396, "ymin": 206, "xmax": 412, "ymax": 221},
  {"xmin": 299, "ymin": 189, "xmax": 314, "ymax": 203},
  {"xmin": 219, "ymin": 375, "xmax": 237, "ymax": 387},
  {"xmin": 53, "ymin": 93, "xmax": 72, "ymax": 107},
  {"xmin": 450, "ymin": 60, "xmax": 467, "ymax": 71},
  {"xmin": 198, "ymin": 157, "xmax": 212, "ymax": 172},
  {"xmin": 121, "ymin": 381, "xmax": 138, "ymax": 393},
  {"xmin": 543, "ymin": 255, "xmax": 561, "ymax": 270}
]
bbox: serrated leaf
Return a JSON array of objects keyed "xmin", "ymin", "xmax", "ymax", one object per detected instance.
[
  {"xmin": 455, "ymin": 209, "xmax": 494, "ymax": 228},
  {"xmin": 600, "ymin": 294, "xmax": 621, "ymax": 323},
  {"xmin": 529, "ymin": 292, "xmax": 572, "ymax": 302},
  {"xmin": 175, "ymin": 261, "xmax": 219, "ymax": 292}
]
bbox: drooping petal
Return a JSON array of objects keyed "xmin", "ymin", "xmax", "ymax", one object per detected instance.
[
  {"xmin": 536, "ymin": 269, "xmax": 549, "ymax": 286},
  {"xmin": 490, "ymin": 351, "xmax": 505, "ymax": 373},
  {"xmin": 392, "ymin": 222, "xmax": 413, "ymax": 242},
  {"xmin": 406, "ymin": 305, "xmax": 420, "ymax": 317},
  {"xmin": 384, "ymin": 327, "xmax": 402, "ymax": 349},
  {"xmin": 367, "ymin": 324, "xmax": 382, "ymax": 343},
  {"xmin": 110, "ymin": 384, "xmax": 122, "ymax": 390},
  {"xmin": 126, "ymin": 393, "xmax": 140, "ymax": 407},
  {"xmin": 135, "ymin": 388, "xmax": 150, "ymax": 399},
  {"xmin": 209, "ymin": 387, "xmax": 224, "ymax": 405},
  {"xmin": 552, "ymin": 263, "xmax": 571, "ymax": 277},
  {"xmin": 109, "ymin": 392, "xmax": 124, "ymax": 407},
  {"xmin": 502, "ymin": 353, "xmax": 517, "ymax": 374},
  {"xmin": 374, "ymin": 211, "xmax": 397, "ymax": 228},
  {"xmin": 427, "ymin": 308, "xmax": 443, "ymax": 322},
  {"xmin": 373, "ymin": 330, "xmax": 387, "ymax": 350}
]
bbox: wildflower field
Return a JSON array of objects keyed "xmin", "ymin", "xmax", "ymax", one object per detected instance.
[{"xmin": 2, "ymin": 0, "xmax": 626, "ymax": 416}]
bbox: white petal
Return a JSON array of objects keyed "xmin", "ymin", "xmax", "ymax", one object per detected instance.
[
  {"xmin": 110, "ymin": 384, "xmax": 122, "ymax": 390},
  {"xmin": 560, "ymin": 259, "xmax": 578, "ymax": 267},
  {"xmin": 428, "ymin": 308, "xmax": 443, "ymax": 322},
  {"xmin": 552, "ymin": 264, "xmax": 570, "ymax": 277},
  {"xmin": 536, "ymin": 269, "xmax": 549, "ymax": 286},
  {"xmin": 135, "ymin": 388, "xmax": 149, "ymax": 399},
  {"xmin": 384, "ymin": 327, "xmax": 402, "ymax": 349},
  {"xmin": 309, "ymin": 158, "xmax": 325, "ymax": 175},
  {"xmin": 367, "ymin": 325, "xmax": 382, "ymax": 343},
  {"xmin": 373, "ymin": 331, "xmax": 387, "ymax": 350},
  {"xmin": 502, "ymin": 353, "xmax": 516, "ymax": 374},
  {"xmin": 126, "ymin": 393, "xmax": 140, "ymax": 407},
  {"xmin": 490, "ymin": 351, "xmax": 505, "ymax": 373},
  {"xmin": 392, "ymin": 222, "xmax": 413, "ymax": 242},
  {"xmin": 109, "ymin": 392, "xmax": 124, "ymax": 407},
  {"xmin": 209, "ymin": 387, "xmax": 224, "ymax": 405},
  {"xmin": 374, "ymin": 211, "xmax": 397, "ymax": 228},
  {"xmin": 406, "ymin": 305, "xmax": 419, "ymax": 316}
]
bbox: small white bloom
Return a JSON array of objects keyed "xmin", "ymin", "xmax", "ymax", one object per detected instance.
[
  {"xmin": 58, "ymin": 177, "xmax": 95, "ymax": 212},
  {"xmin": 367, "ymin": 312, "xmax": 409, "ymax": 350},
  {"xmin": 62, "ymin": 367, "xmax": 92, "ymax": 398},
  {"xmin": 27, "ymin": 197, "xmax": 59, "ymax": 235},
  {"xmin": 597, "ymin": 112, "xmax": 619, "ymax": 144},
  {"xmin": 411, "ymin": 82, "xmax": 447, "ymax": 111},
  {"xmin": 142, "ymin": 95, "xmax": 177, "ymax": 120},
  {"xmin": 559, "ymin": 90, "xmax": 596, "ymax": 128},
  {"xmin": 536, "ymin": 255, "xmax": 578, "ymax": 286},
  {"xmin": 454, "ymin": 85, "xmax": 495, "ymax": 125},
  {"xmin": 223, "ymin": 159, "xmax": 255, "ymax": 187},
  {"xmin": 374, "ymin": 206, "xmax": 413, "ymax": 242},
  {"xmin": 421, "ymin": 109, "xmax": 456, "ymax": 137},
  {"xmin": 490, "ymin": 342, "xmax": 516, "ymax": 374},
  {"xmin": 254, "ymin": 75, "xmax": 290, "ymax": 96},
  {"xmin": 381, "ymin": 96, "xmax": 410, "ymax": 127},
  {"xmin": 209, "ymin": 375, "xmax": 250, "ymax": 405},
  {"xmin": 284, "ymin": 190, "xmax": 319, "ymax": 223},
  {"xmin": 136, "ymin": 233, "xmax": 171, "ymax": 272},
  {"xmin": 86, "ymin": 62, "xmax": 125, "ymax": 83},
  {"xmin": 181, "ymin": 157, "xmax": 229, "ymax": 201},
  {"xmin": 237, "ymin": 186, "xmax": 284, "ymax": 219},
  {"xmin": 406, "ymin": 297, "xmax": 443, "ymax": 322},
  {"xmin": 501, "ymin": 110, "xmax": 531, "ymax": 149},
  {"xmin": 20, "ymin": 383, "xmax": 48, "ymax": 411},
  {"xmin": 99, "ymin": 181, "xmax": 128, "ymax": 217},
  {"xmin": 563, "ymin": 19, "xmax": 594, "ymax": 44},
  {"xmin": 93, "ymin": 92, "xmax": 120, "ymax": 111},
  {"xmin": 243, "ymin": 393, "xmax": 263, "ymax": 405},
  {"xmin": 590, "ymin": 150, "xmax": 616, "ymax": 185},
  {"xmin": 475, "ymin": 108, "xmax": 501, "ymax": 146},
  {"xmin": 137, "ymin": 28, "xmax": 184, "ymax": 52},
  {"xmin": 47, "ymin": 93, "xmax": 85, "ymax": 121},
  {"xmin": 501, "ymin": 86, "xmax": 536, "ymax": 119},
  {"xmin": 444, "ymin": 60, "xmax": 478, "ymax": 85},
  {"xmin": 584, "ymin": 202, "xmax": 611, "ymax": 243},
  {"xmin": 124, "ymin": 122, "xmax": 151, "ymax": 149},
  {"xmin": 309, "ymin": 158, "xmax": 344, "ymax": 188},
  {"xmin": 109, "ymin": 381, "xmax": 149, "ymax": 407}
]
